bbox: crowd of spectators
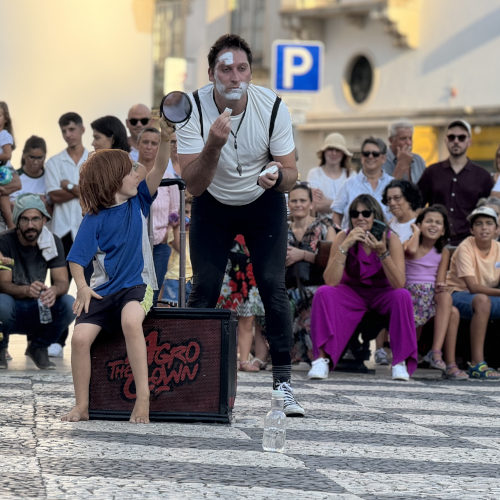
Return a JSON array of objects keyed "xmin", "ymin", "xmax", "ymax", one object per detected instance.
[{"xmin": 0, "ymin": 98, "xmax": 499, "ymax": 380}]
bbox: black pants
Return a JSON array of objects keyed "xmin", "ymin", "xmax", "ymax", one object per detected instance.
[{"xmin": 188, "ymin": 190, "xmax": 292, "ymax": 366}]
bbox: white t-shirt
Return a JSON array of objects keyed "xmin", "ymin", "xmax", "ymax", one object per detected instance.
[
  {"xmin": 177, "ymin": 83, "xmax": 295, "ymax": 205},
  {"xmin": 307, "ymin": 166, "xmax": 348, "ymax": 202},
  {"xmin": 0, "ymin": 129, "xmax": 14, "ymax": 167},
  {"xmin": 492, "ymin": 175, "xmax": 500, "ymax": 192},
  {"xmin": 10, "ymin": 169, "xmax": 47, "ymax": 202},
  {"xmin": 45, "ymin": 148, "xmax": 89, "ymax": 239},
  {"xmin": 389, "ymin": 217, "xmax": 415, "ymax": 244}
]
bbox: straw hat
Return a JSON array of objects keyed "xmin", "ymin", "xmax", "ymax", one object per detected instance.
[{"xmin": 316, "ymin": 133, "xmax": 352, "ymax": 160}]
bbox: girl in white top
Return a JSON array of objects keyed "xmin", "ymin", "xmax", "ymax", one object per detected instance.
[
  {"xmin": 0, "ymin": 101, "xmax": 16, "ymax": 229},
  {"xmin": 307, "ymin": 132, "xmax": 353, "ymax": 216}
]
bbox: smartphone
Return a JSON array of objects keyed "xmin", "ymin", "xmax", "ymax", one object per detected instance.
[{"xmin": 370, "ymin": 219, "xmax": 387, "ymax": 241}]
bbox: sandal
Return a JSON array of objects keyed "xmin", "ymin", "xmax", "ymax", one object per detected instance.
[
  {"xmin": 467, "ymin": 361, "xmax": 500, "ymax": 380},
  {"xmin": 251, "ymin": 357, "xmax": 268, "ymax": 370},
  {"xmin": 239, "ymin": 360, "xmax": 260, "ymax": 372},
  {"xmin": 445, "ymin": 363, "xmax": 469, "ymax": 380},
  {"xmin": 424, "ymin": 349, "xmax": 446, "ymax": 372}
]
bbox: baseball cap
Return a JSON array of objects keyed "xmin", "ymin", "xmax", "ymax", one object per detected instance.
[
  {"xmin": 467, "ymin": 206, "xmax": 498, "ymax": 225},
  {"xmin": 447, "ymin": 119, "xmax": 472, "ymax": 135}
]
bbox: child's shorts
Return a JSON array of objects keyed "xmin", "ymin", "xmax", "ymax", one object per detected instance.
[
  {"xmin": 75, "ymin": 284, "xmax": 153, "ymax": 329},
  {"xmin": 406, "ymin": 282, "xmax": 435, "ymax": 327}
]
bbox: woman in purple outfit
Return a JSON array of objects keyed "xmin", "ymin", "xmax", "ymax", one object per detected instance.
[{"xmin": 308, "ymin": 193, "xmax": 418, "ymax": 381}]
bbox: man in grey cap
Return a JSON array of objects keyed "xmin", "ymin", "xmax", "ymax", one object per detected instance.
[
  {"xmin": 0, "ymin": 193, "xmax": 74, "ymax": 369},
  {"xmin": 418, "ymin": 119, "xmax": 493, "ymax": 245}
]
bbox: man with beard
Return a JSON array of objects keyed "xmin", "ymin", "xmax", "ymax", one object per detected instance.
[
  {"xmin": 418, "ymin": 119, "xmax": 493, "ymax": 245},
  {"xmin": 177, "ymin": 34, "xmax": 304, "ymax": 416},
  {"xmin": 0, "ymin": 194, "xmax": 74, "ymax": 369}
]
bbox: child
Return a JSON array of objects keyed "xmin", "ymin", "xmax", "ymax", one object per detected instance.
[
  {"xmin": 160, "ymin": 195, "xmax": 193, "ymax": 305},
  {"xmin": 0, "ymin": 101, "xmax": 16, "ymax": 229},
  {"xmin": 405, "ymin": 205, "xmax": 467, "ymax": 379},
  {"xmin": 447, "ymin": 206, "xmax": 500, "ymax": 379},
  {"xmin": 61, "ymin": 120, "xmax": 173, "ymax": 423}
]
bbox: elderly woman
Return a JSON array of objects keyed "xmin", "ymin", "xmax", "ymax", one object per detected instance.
[
  {"xmin": 382, "ymin": 179, "xmax": 423, "ymax": 245},
  {"xmin": 307, "ymin": 132, "xmax": 353, "ymax": 214},
  {"xmin": 307, "ymin": 194, "xmax": 418, "ymax": 381}
]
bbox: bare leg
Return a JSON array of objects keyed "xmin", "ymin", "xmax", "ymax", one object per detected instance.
[
  {"xmin": 121, "ymin": 301, "xmax": 150, "ymax": 423},
  {"xmin": 470, "ymin": 294, "xmax": 491, "ymax": 365},
  {"xmin": 238, "ymin": 315, "xmax": 259, "ymax": 371},
  {"xmin": 432, "ymin": 292, "xmax": 452, "ymax": 355},
  {"xmin": 61, "ymin": 322, "xmax": 101, "ymax": 422},
  {"xmin": 443, "ymin": 306, "xmax": 460, "ymax": 365},
  {"xmin": 375, "ymin": 329, "xmax": 387, "ymax": 350},
  {"xmin": 253, "ymin": 322, "xmax": 269, "ymax": 363}
]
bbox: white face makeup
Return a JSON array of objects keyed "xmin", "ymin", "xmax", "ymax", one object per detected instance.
[
  {"xmin": 218, "ymin": 51, "xmax": 233, "ymax": 65},
  {"xmin": 215, "ymin": 80, "xmax": 248, "ymax": 100}
]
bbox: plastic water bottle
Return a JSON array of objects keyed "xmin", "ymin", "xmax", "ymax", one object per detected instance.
[
  {"xmin": 262, "ymin": 389, "xmax": 286, "ymax": 452},
  {"xmin": 38, "ymin": 298, "xmax": 52, "ymax": 324}
]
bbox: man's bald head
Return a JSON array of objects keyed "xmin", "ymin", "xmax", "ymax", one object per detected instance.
[{"xmin": 126, "ymin": 103, "xmax": 152, "ymax": 140}]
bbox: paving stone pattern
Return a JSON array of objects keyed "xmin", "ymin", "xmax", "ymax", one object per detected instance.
[{"xmin": 1, "ymin": 366, "xmax": 500, "ymax": 499}]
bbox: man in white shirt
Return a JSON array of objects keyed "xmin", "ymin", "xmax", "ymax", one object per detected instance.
[
  {"xmin": 44, "ymin": 112, "xmax": 88, "ymax": 356},
  {"xmin": 177, "ymin": 34, "xmax": 303, "ymax": 416}
]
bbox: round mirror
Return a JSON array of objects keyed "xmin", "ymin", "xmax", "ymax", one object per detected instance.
[{"xmin": 160, "ymin": 91, "xmax": 192, "ymax": 126}]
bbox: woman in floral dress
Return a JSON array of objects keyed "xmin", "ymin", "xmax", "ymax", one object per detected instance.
[
  {"xmin": 286, "ymin": 184, "xmax": 336, "ymax": 363},
  {"xmin": 217, "ymin": 234, "xmax": 269, "ymax": 371}
]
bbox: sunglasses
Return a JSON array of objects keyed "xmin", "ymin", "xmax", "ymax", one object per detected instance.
[
  {"xmin": 350, "ymin": 209, "xmax": 373, "ymax": 219},
  {"xmin": 129, "ymin": 117, "xmax": 150, "ymax": 126},
  {"xmin": 28, "ymin": 155, "xmax": 45, "ymax": 160},
  {"xmin": 361, "ymin": 151, "xmax": 381, "ymax": 158},
  {"xmin": 447, "ymin": 134, "xmax": 467, "ymax": 142}
]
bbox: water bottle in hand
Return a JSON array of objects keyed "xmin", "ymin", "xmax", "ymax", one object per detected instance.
[
  {"xmin": 38, "ymin": 296, "xmax": 52, "ymax": 324},
  {"xmin": 262, "ymin": 389, "xmax": 286, "ymax": 452}
]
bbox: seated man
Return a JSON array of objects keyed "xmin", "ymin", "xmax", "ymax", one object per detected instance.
[
  {"xmin": 0, "ymin": 194, "xmax": 74, "ymax": 370},
  {"xmin": 447, "ymin": 206, "xmax": 500, "ymax": 379}
]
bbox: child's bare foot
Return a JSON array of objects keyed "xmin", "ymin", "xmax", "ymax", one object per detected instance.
[
  {"xmin": 61, "ymin": 406, "xmax": 89, "ymax": 422},
  {"xmin": 130, "ymin": 397, "xmax": 150, "ymax": 424}
]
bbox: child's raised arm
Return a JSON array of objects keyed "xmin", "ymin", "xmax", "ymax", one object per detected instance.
[
  {"xmin": 146, "ymin": 119, "xmax": 175, "ymax": 196},
  {"xmin": 404, "ymin": 223, "xmax": 420, "ymax": 256},
  {"xmin": 435, "ymin": 247, "xmax": 451, "ymax": 293}
]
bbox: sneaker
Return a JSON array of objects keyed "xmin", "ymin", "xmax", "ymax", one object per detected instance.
[
  {"xmin": 47, "ymin": 343, "xmax": 64, "ymax": 358},
  {"xmin": 307, "ymin": 357, "xmax": 329, "ymax": 379},
  {"xmin": 392, "ymin": 361, "xmax": 410, "ymax": 381},
  {"xmin": 423, "ymin": 350, "xmax": 446, "ymax": 371},
  {"xmin": 0, "ymin": 348, "xmax": 7, "ymax": 369},
  {"xmin": 26, "ymin": 345, "xmax": 56, "ymax": 370},
  {"xmin": 275, "ymin": 381, "xmax": 305, "ymax": 417},
  {"xmin": 375, "ymin": 348, "xmax": 389, "ymax": 365},
  {"xmin": 467, "ymin": 361, "xmax": 500, "ymax": 380}
]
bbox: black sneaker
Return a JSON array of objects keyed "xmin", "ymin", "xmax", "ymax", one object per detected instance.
[
  {"xmin": 275, "ymin": 381, "xmax": 305, "ymax": 417},
  {"xmin": 26, "ymin": 345, "xmax": 56, "ymax": 370},
  {"xmin": 0, "ymin": 348, "xmax": 7, "ymax": 369}
]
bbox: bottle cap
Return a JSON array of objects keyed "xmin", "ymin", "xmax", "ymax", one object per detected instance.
[{"xmin": 272, "ymin": 390, "xmax": 285, "ymax": 398}]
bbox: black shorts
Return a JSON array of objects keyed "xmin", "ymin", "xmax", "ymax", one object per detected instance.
[{"xmin": 75, "ymin": 284, "xmax": 152, "ymax": 329}]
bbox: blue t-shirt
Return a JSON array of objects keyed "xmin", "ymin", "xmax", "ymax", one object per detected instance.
[{"xmin": 68, "ymin": 180, "xmax": 156, "ymax": 296}]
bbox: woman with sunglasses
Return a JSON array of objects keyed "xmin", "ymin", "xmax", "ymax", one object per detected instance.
[
  {"xmin": 286, "ymin": 183, "xmax": 336, "ymax": 364},
  {"xmin": 332, "ymin": 137, "xmax": 393, "ymax": 229},
  {"xmin": 91, "ymin": 115, "xmax": 130, "ymax": 152},
  {"xmin": 308, "ymin": 194, "xmax": 417, "ymax": 381}
]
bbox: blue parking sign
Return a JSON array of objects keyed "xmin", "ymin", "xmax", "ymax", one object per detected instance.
[{"xmin": 272, "ymin": 40, "xmax": 323, "ymax": 92}]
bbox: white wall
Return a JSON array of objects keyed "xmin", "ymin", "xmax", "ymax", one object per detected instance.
[{"xmin": 1, "ymin": 0, "xmax": 153, "ymax": 165}]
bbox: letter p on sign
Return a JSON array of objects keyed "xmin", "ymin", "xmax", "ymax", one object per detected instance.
[{"xmin": 272, "ymin": 41, "xmax": 323, "ymax": 92}]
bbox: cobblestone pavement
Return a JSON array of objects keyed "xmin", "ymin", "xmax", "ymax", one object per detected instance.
[{"xmin": 1, "ymin": 336, "xmax": 499, "ymax": 499}]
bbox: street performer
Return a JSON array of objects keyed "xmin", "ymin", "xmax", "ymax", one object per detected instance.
[{"xmin": 177, "ymin": 34, "xmax": 304, "ymax": 416}]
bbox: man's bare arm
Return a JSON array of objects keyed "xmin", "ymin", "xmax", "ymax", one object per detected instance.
[{"xmin": 179, "ymin": 111, "xmax": 231, "ymax": 196}]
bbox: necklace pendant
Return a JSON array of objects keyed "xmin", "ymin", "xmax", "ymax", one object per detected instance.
[{"xmin": 236, "ymin": 162, "xmax": 242, "ymax": 176}]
